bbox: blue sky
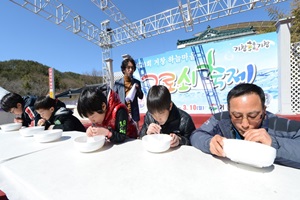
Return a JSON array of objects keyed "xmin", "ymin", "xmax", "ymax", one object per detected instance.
[{"xmin": 0, "ymin": 0, "xmax": 292, "ymax": 74}]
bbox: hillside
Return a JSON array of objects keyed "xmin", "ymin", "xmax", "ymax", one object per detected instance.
[{"xmin": 0, "ymin": 59, "xmax": 103, "ymax": 96}]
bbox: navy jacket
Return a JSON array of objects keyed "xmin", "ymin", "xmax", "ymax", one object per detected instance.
[{"xmin": 21, "ymin": 95, "xmax": 40, "ymax": 127}]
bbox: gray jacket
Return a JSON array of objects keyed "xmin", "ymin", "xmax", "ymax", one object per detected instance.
[
  {"xmin": 113, "ymin": 77, "xmax": 143, "ymax": 122},
  {"xmin": 190, "ymin": 111, "xmax": 300, "ymax": 169}
]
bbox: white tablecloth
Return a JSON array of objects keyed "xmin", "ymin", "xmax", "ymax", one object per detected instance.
[
  {"xmin": 0, "ymin": 132, "xmax": 300, "ymax": 200},
  {"xmin": 0, "ymin": 130, "xmax": 84, "ymax": 163}
]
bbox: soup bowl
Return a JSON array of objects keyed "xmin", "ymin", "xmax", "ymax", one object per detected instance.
[
  {"xmin": 142, "ymin": 134, "xmax": 172, "ymax": 153},
  {"xmin": 74, "ymin": 135, "xmax": 106, "ymax": 153},
  {"xmin": 223, "ymin": 139, "xmax": 276, "ymax": 168},
  {"xmin": 19, "ymin": 126, "xmax": 45, "ymax": 137},
  {"xmin": 33, "ymin": 129, "xmax": 63, "ymax": 143},
  {"xmin": 0, "ymin": 122, "xmax": 22, "ymax": 132}
]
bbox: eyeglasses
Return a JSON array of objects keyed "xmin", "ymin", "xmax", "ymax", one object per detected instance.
[{"xmin": 230, "ymin": 112, "xmax": 263, "ymax": 124}]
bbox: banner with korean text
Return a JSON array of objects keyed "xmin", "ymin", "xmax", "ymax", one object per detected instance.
[{"xmin": 135, "ymin": 32, "xmax": 278, "ymax": 114}]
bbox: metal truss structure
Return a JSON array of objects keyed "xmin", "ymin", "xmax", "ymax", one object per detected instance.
[
  {"xmin": 91, "ymin": 0, "xmax": 287, "ymax": 47},
  {"xmin": 9, "ymin": 0, "xmax": 287, "ymax": 84}
]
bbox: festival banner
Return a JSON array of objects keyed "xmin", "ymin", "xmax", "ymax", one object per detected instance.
[{"xmin": 134, "ymin": 32, "xmax": 278, "ymax": 114}]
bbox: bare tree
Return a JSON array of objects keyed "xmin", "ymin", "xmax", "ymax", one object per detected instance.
[
  {"xmin": 291, "ymin": 0, "xmax": 300, "ymax": 43},
  {"xmin": 266, "ymin": 1, "xmax": 300, "ymax": 43}
]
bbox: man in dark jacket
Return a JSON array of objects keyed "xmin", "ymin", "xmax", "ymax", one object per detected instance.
[
  {"xmin": 139, "ymin": 85, "xmax": 196, "ymax": 147},
  {"xmin": 0, "ymin": 93, "xmax": 40, "ymax": 127},
  {"xmin": 190, "ymin": 83, "xmax": 300, "ymax": 169},
  {"xmin": 34, "ymin": 96, "xmax": 85, "ymax": 132}
]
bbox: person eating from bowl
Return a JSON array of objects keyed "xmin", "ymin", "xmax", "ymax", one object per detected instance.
[
  {"xmin": 0, "ymin": 92, "xmax": 40, "ymax": 127},
  {"xmin": 139, "ymin": 85, "xmax": 196, "ymax": 147},
  {"xmin": 34, "ymin": 96, "xmax": 86, "ymax": 132},
  {"xmin": 77, "ymin": 86, "xmax": 138, "ymax": 143},
  {"xmin": 190, "ymin": 83, "xmax": 300, "ymax": 169}
]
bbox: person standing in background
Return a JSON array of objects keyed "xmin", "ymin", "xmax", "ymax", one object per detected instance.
[{"xmin": 114, "ymin": 56, "xmax": 144, "ymax": 130}]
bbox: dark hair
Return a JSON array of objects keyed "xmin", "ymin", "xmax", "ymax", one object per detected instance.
[
  {"xmin": 147, "ymin": 85, "xmax": 171, "ymax": 114},
  {"xmin": 34, "ymin": 96, "xmax": 56, "ymax": 110},
  {"xmin": 0, "ymin": 93, "xmax": 23, "ymax": 112},
  {"xmin": 227, "ymin": 83, "xmax": 265, "ymax": 109},
  {"xmin": 77, "ymin": 87, "xmax": 107, "ymax": 118},
  {"xmin": 121, "ymin": 56, "xmax": 136, "ymax": 74}
]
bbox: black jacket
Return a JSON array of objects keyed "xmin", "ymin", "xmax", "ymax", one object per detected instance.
[
  {"xmin": 139, "ymin": 103, "xmax": 195, "ymax": 145},
  {"xmin": 45, "ymin": 107, "xmax": 86, "ymax": 132}
]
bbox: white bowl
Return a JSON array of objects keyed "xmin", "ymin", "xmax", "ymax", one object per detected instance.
[
  {"xmin": 223, "ymin": 139, "xmax": 277, "ymax": 168},
  {"xmin": 142, "ymin": 134, "xmax": 172, "ymax": 153},
  {"xmin": 74, "ymin": 135, "xmax": 106, "ymax": 153},
  {"xmin": 19, "ymin": 126, "xmax": 45, "ymax": 137},
  {"xmin": 33, "ymin": 129, "xmax": 63, "ymax": 143},
  {"xmin": 0, "ymin": 123, "xmax": 22, "ymax": 132}
]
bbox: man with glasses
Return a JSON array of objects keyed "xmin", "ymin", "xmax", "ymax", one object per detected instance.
[{"xmin": 190, "ymin": 83, "xmax": 300, "ymax": 169}]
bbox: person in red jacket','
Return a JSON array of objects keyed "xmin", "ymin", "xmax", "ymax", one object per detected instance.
[{"xmin": 77, "ymin": 87, "xmax": 138, "ymax": 143}]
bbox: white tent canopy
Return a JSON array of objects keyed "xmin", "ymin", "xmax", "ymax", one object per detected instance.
[
  {"xmin": 0, "ymin": 87, "xmax": 14, "ymax": 124},
  {"xmin": 0, "ymin": 87, "xmax": 9, "ymax": 100}
]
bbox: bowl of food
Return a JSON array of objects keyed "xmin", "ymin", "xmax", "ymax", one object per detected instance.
[
  {"xmin": 74, "ymin": 135, "xmax": 106, "ymax": 153},
  {"xmin": 142, "ymin": 134, "xmax": 172, "ymax": 153},
  {"xmin": 223, "ymin": 139, "xmax": 277, "ymax": 168},
  {"xmin": 33, "ymin": 129, "xmax": 63, "ymax": 143},
  {"xmin": 0, "ymin": 122, "xmax": 22, "ymax": 132},
  {"xmin": 19, "ymin": 126, "xmax": 45, "ymax": 137}
]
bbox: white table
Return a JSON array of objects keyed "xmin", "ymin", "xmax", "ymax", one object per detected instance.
[
  {"xmin": 0, "ymin": 132, "xmax": 300, "ymax": 200},
  {"xmin": 0, "ymin": 130, "xmax": 85, "ymax": 163}
]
